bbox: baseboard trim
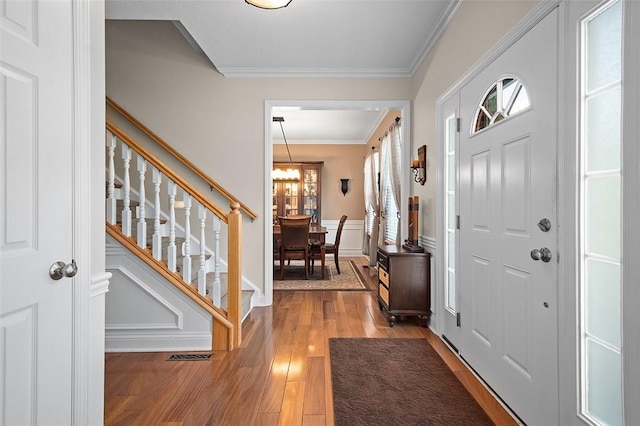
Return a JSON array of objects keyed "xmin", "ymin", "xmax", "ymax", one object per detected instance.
[{"xmin": 105, "ymin": 332, "xmax": 212, "ymax": 352}]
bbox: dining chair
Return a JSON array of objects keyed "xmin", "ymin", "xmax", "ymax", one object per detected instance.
[
  {"xmin": 310, "ymin": 214, "xmax": 347, "ymax": 274},
  {"xmin": 278, "ymin": 215, "xmax": 312, "ymax": 280}
]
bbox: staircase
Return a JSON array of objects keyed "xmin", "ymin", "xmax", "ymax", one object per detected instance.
[{"xmin": 105, "ymin": 98, "xmax": 257, "ymax": 351}]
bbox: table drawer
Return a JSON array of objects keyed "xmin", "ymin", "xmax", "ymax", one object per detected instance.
[
  {"xmin": 378, "ymin": 268, "xmax": 389, "ymax": 286},
  {"xmin": 378, "ymin": 283, "xmax": 389, "ymax": 306},
  {"xmin": 377, "ymin": 250, "xmax": 389, "ymax": 270}
]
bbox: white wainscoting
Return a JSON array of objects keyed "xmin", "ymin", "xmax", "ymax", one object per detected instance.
[
  {"xmin": 105, "ymin": 236, "xmax": 212, "ymax": 352},
  {"xmin": 321, "ymin": 219, "xmax": 365, "ymax": 258},
  {"xmin": 419, "ymin": 236, "xmax": 438, "ymax": 332}
]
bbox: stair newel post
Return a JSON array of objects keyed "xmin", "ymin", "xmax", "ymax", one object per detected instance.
[
  {"xmin": 197, "ymin": 204, "xmax": 207, "ymax": 296},
  {"xmin": 167, "ymin": 180, "xmax": 177, "ymax": 272},
  {"xmin": 121, "ymin": 144, "xmax": 132, "ymax": 237},
  {"xmin": 227, "ymin": 202, "xmax": 242, "ymax": 349},
  {"xmin": 136, "ymin": 155, "xmax": 147, "ymax": 248},
  {"xmin": 152, "ymin": 167, "xmax": 162, "ymax": 260},
  {"xmin": 106, "ymin": 133, "xmax": 117, "ymax": 224},
  {"xmin": 182, "ymin": 191, "xmax": 192, "ymax": 284},
  {"xmin": 211, "ymin": 216, "xmax": 222, "ymax": 307}
]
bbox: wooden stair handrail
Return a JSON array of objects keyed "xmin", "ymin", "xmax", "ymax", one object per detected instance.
[
  {"xmin": 107, "ymin": 96, "xmax": 258, "ymax": 221},
  {"xmin": 107, "ymin": 120, "xmax": 229, "ymax": 222}
]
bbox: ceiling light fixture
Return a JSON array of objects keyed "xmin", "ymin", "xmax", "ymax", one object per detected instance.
[
  {"xmin": 245, "ymin": 0, "xmax": 292, "ymax": 9},
  {"xmin": 272, "ymin": 117, "xmax": 300, "ymax": 182}
]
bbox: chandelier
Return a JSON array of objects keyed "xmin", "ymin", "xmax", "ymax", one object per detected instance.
[{"xmin": 272, "ymin": 116, "xmax": 300, "ymax": 182}]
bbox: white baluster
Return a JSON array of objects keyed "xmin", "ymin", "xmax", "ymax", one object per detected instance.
[
  {"xmin": 211, "ymin": 215, "xmax": 222, "ymax": 307},
  {"xmin": 197, "ymin": 204, "xmax": 207, "ymax": 296},
  {"xmin": 152, "ymin": 168, "xmax": 162, "ymax": 260},
  {"xmin": 136, "ymin": 155, "xmax": 147, "ymax": 248},
  {"xmin": 167, "ymin": 181, "xmax": 177, "ymax": 272},
  {"xmin": 121, "ymin": 145, "xmax": 132, "ymax": 237},
  {"xmin": 182, "ymin": 192, "xmax": 192, "ymax": 284},
  {"xmin": 106, "ymin": 133, "xmax": 117, "ymax": 224}
]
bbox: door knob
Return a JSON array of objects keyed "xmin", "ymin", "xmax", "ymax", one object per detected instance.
[
  {"xmin": 537, "ymin": 218, "xmax": 551, "ymax": 232},
  {"xmin": 49, "ymin": 259, "xmax": 78, "ymax": 280},
  {"xmin": 530, "ymin": 248, "xmax": 552, "ymax": 263}
]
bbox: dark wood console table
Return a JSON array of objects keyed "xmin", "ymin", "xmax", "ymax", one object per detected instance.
[{"xmin": 376, "ymin": 245, "xmax": 431, "ymax": 327}]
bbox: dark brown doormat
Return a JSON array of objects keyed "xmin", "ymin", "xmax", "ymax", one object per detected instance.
[{"xmin": 329, "ymin": 338, "xmax": 494, "ymax": 426}]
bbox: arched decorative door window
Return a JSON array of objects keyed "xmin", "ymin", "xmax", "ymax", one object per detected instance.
[{"xmin": 473, "ymin": 77, "xmax": 530, "ymax": 133}]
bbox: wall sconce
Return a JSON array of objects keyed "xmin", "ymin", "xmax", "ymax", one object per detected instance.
[
  {"xmin": 410, "ymin": 145, "xmax": 427, "ymax": 185},
  {"xmin": 340, "ymin": 178, "xmax": 350, "ymax": 196}
]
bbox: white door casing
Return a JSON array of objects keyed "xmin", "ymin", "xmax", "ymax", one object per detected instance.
[
  {"xmin": 0, "ymin": 0, "xmax": 75, "ymax": 423},
  {"xmin": 458, "ymin": 8, "xmax": 559, "ymax": 425}
]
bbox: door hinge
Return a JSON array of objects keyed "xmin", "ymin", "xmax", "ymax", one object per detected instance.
[
  {"xmin": 456, "ymin": 312, "xmax": 461, "ymax": 327},
  {"xmin": 456, "ymin": 215, "xmax": 460, "ymax": 230},
  {"xmin": 456, "ymin": 118, "xmax": 461, "ymax": 132}
]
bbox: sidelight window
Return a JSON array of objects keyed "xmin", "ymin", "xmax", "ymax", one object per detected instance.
[{"xmin": 579, "ymin": 1, "xmax": 623, "ymax": 425}]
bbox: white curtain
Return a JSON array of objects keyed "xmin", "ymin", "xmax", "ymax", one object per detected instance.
[
  {"xmin": 389, "ymin": 121, "xmax": 403, "ymax": 246},
  {"xmin": 363, "ymin": 152, "xmax": 380, "ymax": 266},
  {"xmin": 379, "ymin": 134, "xmax": 390, "ymax": 245}
]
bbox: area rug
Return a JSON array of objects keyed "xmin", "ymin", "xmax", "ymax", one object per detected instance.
[
  {"xmin": 329, "ymin": 338, "xmax": 494, "ymax": 426},
  {"xmin": 273, "ymin": 260, "xmax": 368, "ymax": 291}
]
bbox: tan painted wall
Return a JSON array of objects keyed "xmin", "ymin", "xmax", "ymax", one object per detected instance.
[
  {"xmin": 106, "ymin": 1, "xmax": 539, "ymax": 294},
  {"xmin": 273, "ymin": 144, "xmax": 365, "ymax": 222},
  {"xmin": 410, "ymin": 0, "xmax": 538, "ymax": 237},
  {"xmin": 365, "ymin": 110, "xmax": 402, "ymax": 153},
  {"xmin": 106, "ymin": 19, "xmax": 412, "ymax": 290}
]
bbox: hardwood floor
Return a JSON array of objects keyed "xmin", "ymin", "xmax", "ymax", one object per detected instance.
[{"xmin": 104, "ymin": 257, "xmax": 520, "ymax": 425}]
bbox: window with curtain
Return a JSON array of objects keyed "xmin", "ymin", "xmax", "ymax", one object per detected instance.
[
  {"xmin": 364, "ymin": 152, "xmax": 379, "ymax": 237},
  {"xmin": 382, "ymin": 175, "xmax": 398, "ymax": 243},
  {"xmin": 380, "ymin": 120, "xmax": 402, "ymax": 245}
]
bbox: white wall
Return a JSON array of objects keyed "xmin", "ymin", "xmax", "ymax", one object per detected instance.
[{"xmin": 105, "ymin": 236, "xmax": 213, "ymax": 352}]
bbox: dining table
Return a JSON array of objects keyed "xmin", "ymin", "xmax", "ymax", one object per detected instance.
[{"xmin": 273, "ymin": 224, "xmax": 328, "ymax": 278}]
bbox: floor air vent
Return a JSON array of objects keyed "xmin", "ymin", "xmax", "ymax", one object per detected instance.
[{"xmin": 167, "ymin": 353, "xmax": 212, "ymax": 361}]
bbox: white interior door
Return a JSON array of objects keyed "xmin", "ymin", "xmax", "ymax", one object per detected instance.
[
  {"xmin": 458, "ymin": 9, "xmax": 559, "ymax": 425},
  {"xmin": 1, "ymin": 0, "xmax": 75, "ymax": 423}
]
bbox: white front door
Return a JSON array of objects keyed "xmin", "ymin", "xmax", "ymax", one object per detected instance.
[
  {"xmin": 0, "ymin": 0, "xmax": 76, "ymax": 423},
  {"xmin": 458, "ymin": 8, "xmax": 559, "ymax": 425}
]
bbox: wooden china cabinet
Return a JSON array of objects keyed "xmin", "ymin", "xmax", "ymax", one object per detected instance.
[{"xmin": 272, "ymin": 161, "xmax": 323, "ymax": 224}]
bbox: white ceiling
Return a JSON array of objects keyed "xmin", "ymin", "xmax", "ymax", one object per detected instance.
[
  {"xmin": 106, "ymin": 0, "xmax": 461, "ymax": 143},
  {"xmin": 271, "ymin": 108, "xmax": 389, "ymax": 145}
]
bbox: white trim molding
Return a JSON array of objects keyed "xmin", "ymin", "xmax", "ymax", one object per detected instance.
[{"xmin": 90, "ymin": 272, "xmax": 111, "ymax": 298}]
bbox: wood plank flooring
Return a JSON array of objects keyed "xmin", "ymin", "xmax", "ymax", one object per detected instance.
[{"xmin": 104, "ymin": 257, "xmax": 520, "ymax": 425}]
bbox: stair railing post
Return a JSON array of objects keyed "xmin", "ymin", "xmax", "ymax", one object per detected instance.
[
  {"xmin": 197, "ymin": 204, "xmax": 207, "ymax": 296},
  {"xmin": 121, "ymin": 145, "xmax": 132, "ymax": 237},
  {"xmin": 211, "ymin": 216, "xmax": 222, "ymax": 307},
  {"xmin": 167, "ymin": 180, "xmax": 177, "ymax": 272},
  {"xmin": 227, "ymin": 202, "xmax": 242, "ymax": 348},
  {"xmin": 152, "ymin": 167, "xmax": 162, "ymax": 260},
  {"xmin": 182, "ymin": 192, "xmax": 192, "ymax": 285},
  {"xmin": 106, "ymin": 133, "xmax": 117, "ymax": 224},
  {"xmin": 136, "ymin": 155, "xmax": 147, "ymax": 248}
]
